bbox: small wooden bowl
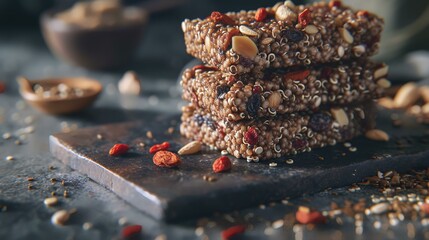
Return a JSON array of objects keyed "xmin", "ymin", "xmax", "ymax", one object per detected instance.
[
  {"xmin": 40, "ymin": 7, "xmax": 147, "ymax": 69},
  {"xmin": 18, "ymin": 76, "xmax": 102, "ymax": 115}
]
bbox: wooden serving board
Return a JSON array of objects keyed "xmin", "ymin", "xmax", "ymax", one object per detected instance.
[{"xmin": 50, "ymin": 110, "xmax": 429, "ymax": 221}]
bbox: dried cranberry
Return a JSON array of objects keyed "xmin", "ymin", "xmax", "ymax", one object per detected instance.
[
  {"xmin": 244, "ymin": 127, "xmax": 258, "ymax": 146},
  {"xmin": 217, "ymin": 85, "xmax": 230, "ymax": 100},
  {"xmin": 292, "ymin": 139, "xmax": 307, "ymax": 150},
  {"xmin": 194, "ymin": 115, "xmax": 205, "ymax": 126},
  {"xmin": 309, "ymin": 113, "xmax": 332, "ymax": 132},
  {"xmin": 246, "ymin": 94, "xmax": 261, "ymax": 118},
  {"xmin": 252, "ymin": 85, "xmax": 262, "ymax": 94},
  {"xmin": 281, "ymin": 29, "xmax": 304, "ymax": 43}
]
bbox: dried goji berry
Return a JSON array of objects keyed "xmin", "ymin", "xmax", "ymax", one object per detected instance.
[
  {"xmin": 153, "ymin": 151, "xmax": 181, "ymax": 167},
  {"xmin": 296, "ymin": 207, "xmax": 326, "ymax": 224},
  {"xmin": 210, "ymin": 11, "xmax": 235, "ymax": 25},
  {"xmin": 121, "ymin": 225, "xmax": 142, "ymax": 239},
  {"xmin": 357, "ymin": 10, "xmax": 369, "ymax": 18},
  {"xmin": 213, "ymin": 156, "xmax": 232, "ymax": 173},
  {"xmin": 255, "ymin": 8, "xmax": 268, "ymax": 22},
  {"xmin": 329, "ymin": 0, "xmax": 341, "ymax": 8},
  {"xmin": 0, "ymin": 82, "xmax": 5, "ymax": 93},
  {"xmin": 284, "ymin": 70, "xmax": 310, "ymax": 81},
  {"xmin": 149, "ymin": 142, "xmax": 170, "ymax": 154},
  {"xmin": 298, "ymin": 9, "xmax": 311, "ymax": 27},
  {"xmin": 244, "ymin": 127, "xmax": 258, "ymax": 146},
  {"xmin": 220, "ymin": 28, "xmax": 240, "ymax": 51},
  {"xmin": 221, "ymin": 225, "xmax": 246, "ymax": 240},
  {"xmin": 109, "ymin": 144, "xmax": 129, "ymax": 156}
]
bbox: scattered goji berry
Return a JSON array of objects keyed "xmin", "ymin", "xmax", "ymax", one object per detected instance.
[
  {"xmin": 153, "ymin": 151, "xmax": 181, "ymax": 167},
  {"xmin": 109, "ymin": 144, "xmax": 129, "ymax": 156},
  {"xmin": 121, "ymin": 225, "xmax": 142, "ymax": 239},
  {"xmin": 357, "ymin": 10, "xmax": 369, "ymax": 18},
  {"xmin": 0, "ymin": 82, "xmax": 5, "ymax": 93},
  {"xmin": 221, "ymin": 225, "xmax": 246, "ymax": 240},
  {"xmin": 298, "ymin": 9, "xmax": 311, "ymax": 27},
  {"xmin": 328, "ymin": 0, "xmax": 341, "ymax": 8},
  {"xmin": 149, "ymin": 142, "xmax": 170, "ymax": 154},
  {"xmin": 284, "ymin": 69, "xmax": 310, "ymax": 81},
  {"xmin": 220, "ymin": 28, "xmax": 240, "ymax": 51},
  {"xmin": 210, "ymin": 11, "xmax": 235, "ymax": 25},
  {"xmin": 296, "ymin": 207, "xmax": 326, "ymax": 224},
  {"xmin": 255, "ymin": 8, "xmax": 268, "ymax": 22},
  {"xmin": 244, "ymin": 127, "xmax": 258, "ymax": 146},
  {"xmin": 213, "ymin": 156, "xmax": 232, "ymax": 173}
]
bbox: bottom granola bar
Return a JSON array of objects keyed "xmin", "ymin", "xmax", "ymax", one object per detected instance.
[{"xmin": 180, "ymin": 103, "xmax": 375, "ymax": 160}]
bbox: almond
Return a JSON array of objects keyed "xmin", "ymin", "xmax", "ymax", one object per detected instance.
[
  {"xmin": 178, "ymin": 141, "xmax": 202, "ymax": 155},
  {"xmin": 374, "ymin": 65, "xmax": 389, "ymax": 79},
  {"xmin": 239, "ymin": 25, "xmax": 258, "ymax": 37},
  {"xmin": 376, "ymin": 78, "xmax": 391, "ymax": 89},
  {"xmin": 420, "ymin": 86, "xmax": 429, "ymax": 103},
  {"xmin": 232, "ymin": 36, "xmax": 258, "ymax": 59},
  {"xmin": 377, "ymin": 97, "xmax": 395, "ymax": 109},
  {"xmin": 339, "ymin": 28, "xmax": 354, "ymax": 44},
  {"xmin": 268, "ymin": 91, "xmax": 282, "ymax": 108},
  {"xmin": 365, "ymin": 129, "xmax": 389, "ymax": 141},
  {"xmin": 330, "ymin": 108, "xmax": 349, "ymax": 126},
  {"xmin": 393, "ymin": 82, "xmax": 420, "ymax": 108}
]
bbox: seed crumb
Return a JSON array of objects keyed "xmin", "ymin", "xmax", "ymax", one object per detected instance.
[
  {"xmin": 286, "ymin": 159, "xmax": 294, "ymax": 164},
  {"xmin": 63, "ymin": 190, "xmax": 69, "ymax": 198},
  {"xmin": 269, "ymin": 162, "xmax": 277, "ymax": 167},
  {"xmin": 96, "ymin": 134, "xmax": 103, "ymax": 140},
  {"xmin": 61, "ymin": 180, "xmax": 65, "ymax": 186},
  {"xmin": 146, "ymin": 131, "xmax": 153, "ymax": 139},
  {"xmin": 349, "ymin": 147, "xmax": 357, "ymax": 152},
  {"xmin": 27, "ymin": 177, "xmax": 34, "ymax": 181},
  {"xmin": 49, "ymin": 165, "xmax": 55, "ymax": 170},
  {"xmin": 138, "ymin": 142, "xmax": 145, "ymax": 147},
  {"xmin": 167, "ymin": 127, "xmax": 174, "ymax": 134},
  {"xmin": 51, "ymin": 210, "xmax": 71, "ymax": 226},
  {"xmin": 82, "ymin": 222, "xmax": 93, "ymax": 230},
  {"xmin": 15, "ymin": 140, "xmax": 22, "ymax": 145},
  {"xmin": 44, "ymin": 197, "xmax": 59, "ymax": 207},
  {"xmin": 28, "ymin": 184, "xmax": 34, "ymax": 190},
  {"xmin": 2, "ymin": 132, "xmax": 11, "ymax": 139},
  {"xmin": 118, "ymin": 217, "xmax": 128, "ymax": 226}
]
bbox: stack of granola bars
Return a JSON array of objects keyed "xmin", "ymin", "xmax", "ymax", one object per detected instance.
[{"xmin": 180, "ymin": 0, "xmax": 388, "ymax": 161}]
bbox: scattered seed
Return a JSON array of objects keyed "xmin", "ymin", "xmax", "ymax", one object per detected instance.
[
  {"xmin": 221, "ymin": 150, "xmax": 228, "ymax": 155},
  {"xmin": 27, "ymin": 184, "xmax": 34, "ymax": 190},
  {"xmin": 2, "ymin": 132, "xmax": 11, "ymax": 139},
  {"xmin": 146, "ymin": 131, "xmax": 153, "ymax": 139},
  {"xmin": 370, "ymin": 202, "xmax": 389, "ymax": 214},
  {"xmin": 118, "ymin": 217, "xmax": 128, "ymax": 226},
  {"xmin": 365, "ymin": 129, "xmax": 389, "ymax": 141},
  {"xmin": 63, "ymin": 190, "xmax": 69, "ymax": 198},
  {"xmin": 44, "ymin": 197, "xmax": 59, "ymax": 207},
  {"xmin": 269, "ymin": 162, "xmax": 277, "ymax": 167},
  {"xmin": 349, "ymin": 147, "xmax": 357, "ymax": 152},
  {"xmin": 51, "ymin": 210, "xmax": 71, "ymax": 226},
  {"xmin": 272, "ymin": 219, "xmax": 284, "ymax": 229},
  {"xmin": 232, "ymin": 36, "xmax": 258, "ymax": 59},
  {"xmin": 393, "ymin": 82, "xmax": 420, "ymax": 108},
  {"xmin": 96, "ymin": 134, "xmax": 103, "ymax": 140},
  {"xmin": 82, "ymin": 222, "xmax": 93, "ymax": 230},
  {"xmin": 27, "ymin": 177, "xmax": 34, "ymax": 181},
  {"xmin": 286, "ymin": 159, "xmax": 294, "ymax": 164},
  {"xmin": 167, "ymin": 127, "xmax": 174, "ymax": 134},
  {"xmin": 6, "ymin": 156, "xmax": 14, "ymax": 161}
]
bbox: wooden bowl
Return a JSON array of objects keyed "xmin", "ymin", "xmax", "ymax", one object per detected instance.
[
  {"xmin": 18, "ymin": 76, "xmax": 102, "ymax": 115},
  {"xmin": 40, "ymin": 7, "xmax": 147, "ymax": 69}
]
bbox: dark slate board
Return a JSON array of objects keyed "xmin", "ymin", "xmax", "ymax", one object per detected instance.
[{"xmin": 49, "ymin": 109, "xmax": 429, "ymax": 222}]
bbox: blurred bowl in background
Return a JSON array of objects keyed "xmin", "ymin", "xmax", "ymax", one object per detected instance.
[{"xmin": 40, "ymin": 7, "xmax": 148, "ymax": 70}]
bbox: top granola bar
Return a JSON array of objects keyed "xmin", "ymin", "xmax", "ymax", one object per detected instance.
[{"xmin": 182, "ymin": 0, "xmax": 383, "ymax": 75}]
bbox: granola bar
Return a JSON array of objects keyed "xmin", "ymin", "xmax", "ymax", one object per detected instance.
[
  {"xmin": 182, "ymin": 1, "xmax": 383, "ymax": 75},
  {"xmin": 180, "ymin": 102, "xmax": 376, "ymax": 160},
  {"xmin": 181, "ymin": 61, "xmax": 388, "ymax": 121}
]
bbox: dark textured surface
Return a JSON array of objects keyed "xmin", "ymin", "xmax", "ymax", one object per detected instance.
[{"xmin": 50, "ymin": 110, "xmax": 429, "ymax": 221}]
